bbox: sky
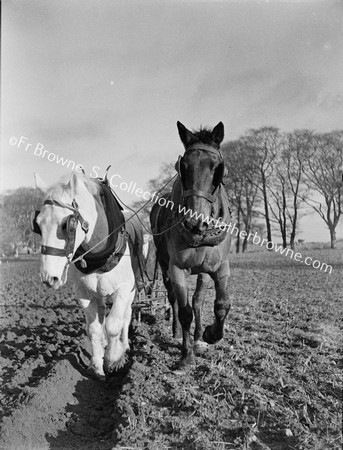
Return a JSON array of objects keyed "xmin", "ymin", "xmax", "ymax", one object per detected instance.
[{"xmin": 1, "ymin": 0, "xmax": 343, "ymax": 242}]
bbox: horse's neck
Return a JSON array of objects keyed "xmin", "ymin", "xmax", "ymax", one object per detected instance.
[{"xmin": 86, "ymin": 196, "xmax": 109, "ymax": 252}]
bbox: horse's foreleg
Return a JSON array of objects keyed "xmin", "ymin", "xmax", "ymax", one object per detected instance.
[
  {"xmin": 203, "ymin": 261, "xmax": 231, "ymax": 344},
  {"xmin": 121, "ymin": 297, "xmax": 133, "ymax": 351},
  {"xmin": 104, "ymin": 283, "xmax": 135, "ymax": 374},
  {"xmin": 162, "ymin": 272, "xmax": 182, "ymax": 339},
  {"xmin": 193, "ymin": 273, "xmax": 209, "ymax": 351},
  {"xmin": 169, "ymin": 265, "xmax": 194, "ymax": 369},
  {"xmin": 78, "ymin": 297, "xmax": 106, "ymax": 379}
]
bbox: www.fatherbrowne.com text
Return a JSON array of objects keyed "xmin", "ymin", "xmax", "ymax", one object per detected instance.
[{"xmin": 11, "ymin": 135, "xmax": 333, "ymax": 274}]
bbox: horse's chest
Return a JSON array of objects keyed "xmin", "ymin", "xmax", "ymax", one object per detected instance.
[
  {"xmin": 71, "ymin": 256, "xmax": 134, "ymax": 298},
  {"xmin": 172, "ymin": 246, "xmax": 224, "ymax": 273}
]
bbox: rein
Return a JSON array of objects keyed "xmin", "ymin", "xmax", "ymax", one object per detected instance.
[{"xmin": 32, "ymin": 173, "xmax": 180, "ymax": 265}]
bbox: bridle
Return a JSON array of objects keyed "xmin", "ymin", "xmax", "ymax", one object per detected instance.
[
  {"xmin": 175, "ymin": 143, "xmax": 226, "ymax": 203},
  {"xmin": 31, "ymin": 198, "xmax": 89, "ymax": 262}
]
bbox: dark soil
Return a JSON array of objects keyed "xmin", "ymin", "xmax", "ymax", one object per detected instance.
[{"xmin": 0, "ymin": 249, "xmax": 342, "ymax": 449}]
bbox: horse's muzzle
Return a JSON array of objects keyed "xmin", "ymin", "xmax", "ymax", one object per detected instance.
[
  {"xmin": 184, "ymin": 218, "xmax": 208, "ymax": 235},
  {"xmin": 41, "ymin": 270, "xmax": 63, "ymax": 289}
]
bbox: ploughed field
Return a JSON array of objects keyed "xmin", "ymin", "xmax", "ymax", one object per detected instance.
[{"xmin": 0, "ymin": 250, "xmax": 342, "ymax": 450}]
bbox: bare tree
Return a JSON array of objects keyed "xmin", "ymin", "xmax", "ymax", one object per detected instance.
[
  {"xmin": 267, "ymin": 162, "xmax": 288, "ymax": 248},
  {"xmin": 222, "ymin": 140, "xmax": 260, "ymax": 252},
  {"xmin": 242, "ymin": 127, "xmax": 281, "ymax": 245},
  {"xmin": 0, "ymin": 188, "xmax": 43, "ymax": 255},
  {"xmin": 283, "ymin": 130, "xmax": 312, "ymax": 249},
  {"xmin": 268, "ymin": 130, "xmax": 311, "ymax": 249},
  {"xmin": 302, "ymin": 130, "xmax": 343, "ymax": 249}
]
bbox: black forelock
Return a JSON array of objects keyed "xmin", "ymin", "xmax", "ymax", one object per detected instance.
[{"xmin": 188, "ymin": 126, "xmax": 217, "ymax": 147}]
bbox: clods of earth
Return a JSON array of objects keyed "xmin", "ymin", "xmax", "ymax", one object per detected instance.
[{"xmin": 0, "ymin": 249, "xmax": 342, "ymax": 449}]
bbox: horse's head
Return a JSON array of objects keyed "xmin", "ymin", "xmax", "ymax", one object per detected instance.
[
  {"xmin": 176, "ymin": 121, "xmax": 227, "ymax": 234},
  {"xmin": 32, "ymin": 172, "xmax": 98, "ymax": 289}
]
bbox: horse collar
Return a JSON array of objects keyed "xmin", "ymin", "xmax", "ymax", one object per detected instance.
[
  {"xmin": 32, "ymin": 182, "xmax": 126, "ymax": 274},
  {"xmin": 73, "ymin": 181, "xmax": 127, "ymax": 274}
]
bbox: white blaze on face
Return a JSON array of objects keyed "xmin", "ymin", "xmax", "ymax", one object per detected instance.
[
  {"xmin": 40, "ymin": 255, "xmax": 69, "ymax": 289},
  {"xmin": 34, "ymin": 172, "xmax": 101, "ymax": 289},
  {"xmin": 37, "ymin": 206, "xmax": 67, "ymax": 288},
  {"xmin": 37, "ymin": 204, "xmax": 82, "ymax": 289}
]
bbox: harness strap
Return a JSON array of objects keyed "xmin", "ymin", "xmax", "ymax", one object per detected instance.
[
  {"xmin": 44, "ymin": 199, "xmax": 75, "ymax": 209},
  {"xmin": 177, "ymin": 144, "xmax": 224, "ymax": 204},
  {"xmin": 183, "ymin": 189, "xmax": 215, "ymax": 203},
  {"xmin": 185, "ymin": 144, "xmax": 223, "ymax": 159},
  {"xmin": 41, "ymin": 245, "xmax": 72, "ymax": 257},
  {"xmin": 44, "ymin": 199, "xmax": 89, "ymax": 233}
]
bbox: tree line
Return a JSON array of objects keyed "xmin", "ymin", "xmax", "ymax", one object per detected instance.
[
  {"xmin": 222, "ymin": 127, "xmax": 342, "ymax": 251},
  {"xmin": 134, "ymin": 127, "xmax": 343, "ymax": 251},
  {"xmin": 0, "ymin": 126, "xmax": 342, "ymax": 256},
  {"xmin": 0, "ymin": 188, "xmax": 44, "ymax": 256}
]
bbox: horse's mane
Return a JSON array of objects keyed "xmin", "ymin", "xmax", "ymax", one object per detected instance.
[
  {"xmin": 46, "ymin": 173, "xmax": 101, "ymax": 202},
  {"xmin": 189, "ymin": 126, "xmax": 214, "ymax": 146}
]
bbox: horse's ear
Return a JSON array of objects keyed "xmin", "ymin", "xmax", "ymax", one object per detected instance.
[
  {"xmin": 177, "ymin": 121, "xmax": 195, "ymax": 148},
  {"xmin": 211, "ymin": 122, "xmax": 224, "ymax": 146},
  {"xmin": 34, "ymin": 173, "xmax": 48, "ymax": 193},
  {"xmin": 69, "ymin": 172, "xmax": 89, "ymax": 196},
  {"xmin": 69, "ymin": 172, "xmax": 82, "ymax": 193}
]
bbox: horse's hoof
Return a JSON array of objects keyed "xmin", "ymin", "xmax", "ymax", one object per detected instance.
[
  {"xmin": 174, "ymin": 354, "xmax": 196, "ymax": 373},
  {"xmin": 194, "ymin": 340, "xmax": 209, "ymax": 353},
  {"xmin": 203, "ymin": 325, "xmax": 223, "ymax": 345},
  {"xmin": 103, "ymin": 354, "xmax": 127, "ymax": 375},
  {"xmin": 87, "ymin": 365, "xmax": 106, "ymax": 381}
]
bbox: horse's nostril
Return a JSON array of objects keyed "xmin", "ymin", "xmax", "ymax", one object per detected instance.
[{"xmin": 52, "ymin": 276, "xmax": 59, "ymax": 283}]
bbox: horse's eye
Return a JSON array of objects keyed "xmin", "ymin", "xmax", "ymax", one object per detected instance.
[
  {"xmin": 68, "ymin": 217, "xmax": 77, "ymax": 233},
  {"xmin": 180, "ymin": 161, "xmax": 188, "ymax": 179},
  {"xmin": 61, "ymin": 221, "xmax": 67, "ymax": 232}
]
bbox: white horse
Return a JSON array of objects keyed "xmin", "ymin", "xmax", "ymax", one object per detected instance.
[{"xmin": 32, "ymin": 172, "xmax": 145, "ymax": 379}]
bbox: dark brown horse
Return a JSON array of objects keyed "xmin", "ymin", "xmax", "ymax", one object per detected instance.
[{"xmin": 150, "ymin": 122, "xmax": 232, "ymax": 369}]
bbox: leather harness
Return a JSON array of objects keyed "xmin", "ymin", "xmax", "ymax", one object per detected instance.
[
  {"xmin": 31, "ymin": 180, "xmax": 127, "ymax": 274},
  {"xmin": 168, "ymin": 142, "xmax": 230, "ymax": 247},
  {"xmin": 175, "ymin": 143, "xmax": 225, "ymax": 204}
]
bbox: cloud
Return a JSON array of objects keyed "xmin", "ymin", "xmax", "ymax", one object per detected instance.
[
  {"xmin": 2, "ymin": 0, "xmax": 343, "ymax": 196},
  {"xmin": 34, "ymin": 119, "xmax": 112, "ymax": 145},
  {"xmin": 264, "ymin": 72, "xmax": 322, "ymax": 109}
]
